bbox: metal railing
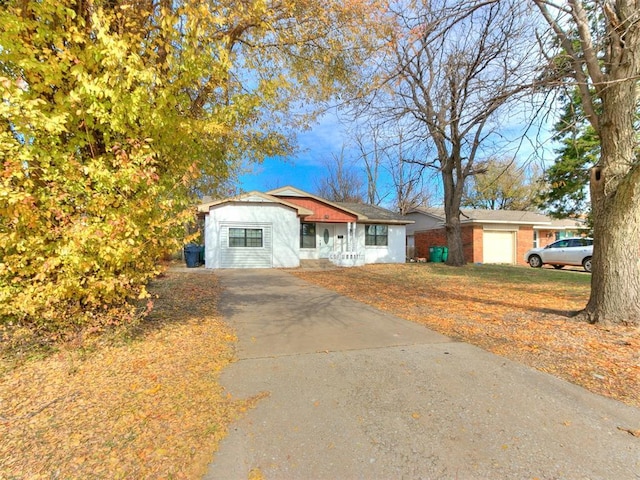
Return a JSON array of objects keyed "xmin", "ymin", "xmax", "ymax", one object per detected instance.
[{"xmin": 328, "ymin": 251, "xmax": 365, "ymax": 267}]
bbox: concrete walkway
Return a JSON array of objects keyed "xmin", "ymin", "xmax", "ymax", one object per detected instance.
[{"xmin": 204, "ymin": 269, "xmax": 640, "ymax": 480}]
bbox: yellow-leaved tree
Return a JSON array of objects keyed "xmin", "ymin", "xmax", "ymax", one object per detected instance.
[{"xmin": 0, "ymin": 0, "xmax": 382, "ymax": 343}]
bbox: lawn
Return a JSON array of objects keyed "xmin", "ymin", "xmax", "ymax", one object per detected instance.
[
  {"xmin": 290, "ymin": 263, "xmax": 640, "ymax": 409},
  {"xmin": 0, "ymin": 270, "xmax": 251, "ymax": 480},
  {"xmin": 2, "ymin": 263, "xmax": 638, "ymax": 478}
]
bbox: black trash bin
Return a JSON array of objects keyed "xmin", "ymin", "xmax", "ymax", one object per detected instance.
[{"xmin": 184, "ymin": 244, "xmax": 200, "ymax": 268}]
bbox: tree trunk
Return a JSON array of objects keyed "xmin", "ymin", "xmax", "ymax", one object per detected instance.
[
  {"xmin": 442, "ymin": 165, "xmax": 466, "ymax": 266},
  {"xmin": 444, "ymin": 210, "xmax": 465, "ymax": 266},
  {"xmin": 583, "ymin": 87, "xmax": 640, "ymax": 326}
]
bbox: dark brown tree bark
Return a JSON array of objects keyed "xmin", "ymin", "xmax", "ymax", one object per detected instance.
[
  {"xmin": 586, "ymin": 88, "xmax": 640, "ymax": 325},
  {"xmin": 534, "ymin": 0, "xmax": 640, "ymax": 326}
]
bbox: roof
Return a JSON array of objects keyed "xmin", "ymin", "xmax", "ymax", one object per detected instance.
[
  {"xmin": 267, "ymin": 186, "xmax": 365, "ymax": 220},
  {"xmin": 197, "ymin": 191, "xmax": 314, "ymax": 216},
  {"xmin": 199, "ymin": 186, "xmax": 413, "ymax": 224},
  {"xmin": 268, "ymin": 186, "xmax": 413, "ymax": 224},
  {"xmin": 408, "ymin": 207, "xmax": 587, "ymax": 228},
  {"xmin": 546, "ymin": 217, "xmax": 588, "ymax": 230},
  {"xmin": 336, "ymin": 202, "xmax": 411, "ymax": 224}
]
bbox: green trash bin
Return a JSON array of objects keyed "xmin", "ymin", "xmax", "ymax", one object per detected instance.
[
  {"xmin": 441, "ymin": 246, "xmax": 448, "ymax": 262},
  {"xmin": 429, "ymin": 246, "xmax": 444, "ymax": 263}
]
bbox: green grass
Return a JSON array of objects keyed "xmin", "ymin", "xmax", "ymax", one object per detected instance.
[{"xmin": 405, "ymin": 262, "xmax": 592, "ymax": 287}]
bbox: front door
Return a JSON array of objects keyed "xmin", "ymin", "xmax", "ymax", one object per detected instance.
[{"xmin": 318, "ymin": 225, "xmax": 334, "ymax": 258}]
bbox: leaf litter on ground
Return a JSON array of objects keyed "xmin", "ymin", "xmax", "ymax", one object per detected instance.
[
  {"xmin": 3, "ymin": 262, "xmax": 638, "ymax": 479},
  {"xmin": 0, "ymin": 270, "xmax": 255, "ymax": 480},
  {"xmin": 291, "ymin": 263, "xmax": 640, "ymax": 409}
]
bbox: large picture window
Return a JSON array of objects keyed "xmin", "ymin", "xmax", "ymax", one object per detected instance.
[
  {"xmin": 300, "ymin": 223, "xmax": 316, "ymax": 248},
  {"xmin": 229, "ymin": 228, "xmax": 263, "ymax": 247},
  {"xmin": 365, "ymin": 225, "xmax": 388, "ymax": 246}
]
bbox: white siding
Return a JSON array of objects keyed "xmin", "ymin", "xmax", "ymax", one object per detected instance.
[
  {"xmin": 405, "ymin": 212, "xmax": 443, "ymax": 235},
  {"xmin": 204, "ymin": 203, "xmax": 299, "ymax": 269},
  {"xmin": 298, "ymin": 222, "xmax": 351, "ymax": 260},
  {"xmin": 299, "ymin": 222, "xmax": 321, "ymax": 260},
  {"xmin": 359, "ymin": 224, "xmax": 407, "ymax": 264},
  {"xmin": 220, "ymin": 223, "xmax": 272, "ymax": 268}
]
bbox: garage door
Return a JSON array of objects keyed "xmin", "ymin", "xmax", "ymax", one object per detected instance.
[
  {"xmin": 483, "ymin": 230, "xmax": 515, "ymax": 264},
  {"xmin": 220, "ymin": 223, "xmax": 273, "ymax": 268}
]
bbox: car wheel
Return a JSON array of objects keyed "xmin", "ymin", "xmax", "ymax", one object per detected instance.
[
  {"xmin": 583, "ymin": 256, "xmax": 592, "ymax": 273},
  {"xmin": 528, "ymin": 255, "xmax": 542, "ymax": 268},
  {"xmin": 553, "ymin": 265, "xmax": 563, "ymax": 269}
]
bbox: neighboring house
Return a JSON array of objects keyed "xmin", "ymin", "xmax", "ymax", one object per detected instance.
[
  {"xmin": 197, "ymin": 186, "xmax": 412, "ymax": 268},
  {"xmin": 405, "ymin": 208, "xmax": 588, "ymax": 265}
]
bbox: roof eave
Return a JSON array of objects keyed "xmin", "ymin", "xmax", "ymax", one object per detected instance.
[
  {"xmin": 406, "ymin": 209, "xmax": 444, "ymax": 221},
  {"xmin": 267, "ymin": 186, "xmax": 368, "ymax": 220},
  {"xmin": 533, "ymin": 224, "xmax": 589, "ymax": 230},
  {"xmin": 197, "ymin": 191, "xmax": 314, "ymax": 216},
  {"xmin": 361, "ymin": 219, "xmax": 415, "ymax": 225},
  {"xmin": 463, "ymin": 219, "xmax": 549, "ymax": 226}
]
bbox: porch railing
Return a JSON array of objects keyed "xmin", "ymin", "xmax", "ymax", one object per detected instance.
[{"xmin": 328, "ymin": 251, "xmax": 365, "ymax": 267}]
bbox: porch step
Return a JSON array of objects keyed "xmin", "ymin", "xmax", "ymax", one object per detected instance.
[{"xmin": 299, "ymin": 259, "xmax": 336, "ymax": 269}]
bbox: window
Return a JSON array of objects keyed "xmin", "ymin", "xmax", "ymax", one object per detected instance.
[
  {"xmin": 569, "ymin": 238, "xmax": 593, "ymax": 247},
  {"xmin": 229, "ymin": 228, "xmax": 263, "ymax": 247},
  {"xmin": 533, "ymin": 230, "xmax": 538, "ymax": 248},
  {"xmin": 365, "ymin": 224, "xmax": 388, "ymax": 246},
  {"xmin": 548, "ymin": 239, "xmax": 570, "ymax": 249},
  {"xmin": 300, "ymin": 223, "xmax": 316, "ymax": 248}
]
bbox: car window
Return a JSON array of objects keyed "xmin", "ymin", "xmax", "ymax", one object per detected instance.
[
  {"xmin": 570, "ymin": 238, "xmax": 592, "ymax": 247},
  {"xmin": 549, "ymin": 240, "xmax": 570, "ymax": 248}
]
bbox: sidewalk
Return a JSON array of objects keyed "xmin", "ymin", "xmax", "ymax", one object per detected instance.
[{"xmin": 205, "ymin": 269, "xmax": 640, "ymax": 479}]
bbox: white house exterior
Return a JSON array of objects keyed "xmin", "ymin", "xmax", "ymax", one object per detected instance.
[{"xmin": 197, "ymin": 187, "xmax": 412, "ymax": 269}]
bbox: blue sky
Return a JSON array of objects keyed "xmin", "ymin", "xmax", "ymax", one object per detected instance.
[
  {"xmin": 238, "ymin": 110, "xmax": 350, "ymax": 194},
  {"xmin": 237, "ymin": 105, "xmax": 555, "ymax": 202}
]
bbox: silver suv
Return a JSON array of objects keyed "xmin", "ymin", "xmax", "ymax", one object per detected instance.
[{"xmin": 524, "ymin": 238, "xmax": 593, "ymax": 272}]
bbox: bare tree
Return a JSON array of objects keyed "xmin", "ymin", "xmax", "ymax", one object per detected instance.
[
  {"xmin": 354, "ymin": 127, "xmax": 383, "ymax": 205},
  {"xmin": 533, "ymin": 0, "xmax": 640, "ymax": 326},
  {"xmin": 385, "ymin": 130, "xmax": 432, "ymax": 214},
  {"xmin": 365, "ymin": 0, "xmax": 537, "ymax": 265},
  {"xmin": 314, "ymin": 149, "xmax": 365, "ymax": 202},
  {"xmin": 463, "ymin": 157, "xmax": 542, "ymax": 210},
  {"xmin": 352, "ymin": 123, "xmax": 431, "ymax": 211}
]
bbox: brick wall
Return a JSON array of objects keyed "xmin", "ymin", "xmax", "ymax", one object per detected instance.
[
  {"xmin": 467, "ymin": 225, "xmax": 482, "ymax": 263},
  {"xmin": 414, "ymin": 229, "xmax": 447, "ymax": 260},
  {"xmin": 537, "ymin": 230, "xmax": 557, "ymax": 248},
  {"xmin": 414, "ymin": 225, "xmax": 482, "ymax": 263},
  {"xmin": 417, "ymin": 225, "xmax": 543, "ymax": 265},
  {"xmin": 517, "ymin": 227, "xmax": 533, "ymax": 266}
]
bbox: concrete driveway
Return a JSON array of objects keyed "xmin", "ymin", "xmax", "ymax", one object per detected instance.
[{"xmin": 204, "ymin": 269, "xmax": 640, "ymax": 480}]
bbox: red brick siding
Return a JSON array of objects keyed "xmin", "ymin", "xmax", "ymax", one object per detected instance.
[
  {"xmin": 537, "ymin": 230, "xmax": 558, "ymax": 248},
  {"xmin": 414, "ymin": 225, "xmax": 482, "ymax": 263},
  {"xmin": 276, "ymin": 196, "xmax": 357, "ymax": 223},
  {"xmin": 517, "ymin": 227, "xmax": 533, "ymax": 266},
  {"xmin": 414, "ymin": 228, "xmax": 447, "ymax": 260},
  {"xmin": 417, "ymin": 224, "xmax": 541, "ymax": 265},
  {"xmin": 467, "ymin": 225, "xmax": 482, "ymax": 263}
]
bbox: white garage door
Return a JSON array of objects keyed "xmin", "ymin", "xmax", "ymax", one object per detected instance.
[{"xmin": 483, "ymin": 230, "xmax": 515, "ymax": 264}]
